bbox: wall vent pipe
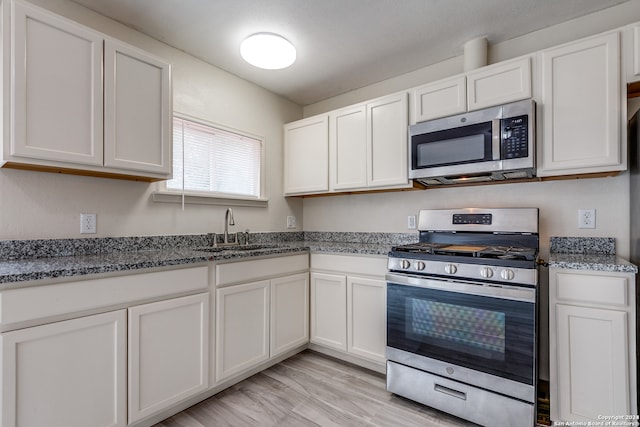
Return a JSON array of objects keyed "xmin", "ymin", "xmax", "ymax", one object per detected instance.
[{"xmin": 463, "ymin": 37, "xmax": 488, "ymax": 71}]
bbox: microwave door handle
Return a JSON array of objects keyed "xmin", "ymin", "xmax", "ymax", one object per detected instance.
[{"xmin": 492, "ymin": 118, "xmax": 501, "ymax": 160}]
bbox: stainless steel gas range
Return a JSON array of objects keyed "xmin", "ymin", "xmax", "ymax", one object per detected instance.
[{"xmin": 386, "ymin": 208, "xmax": 539, "ymax": 427}]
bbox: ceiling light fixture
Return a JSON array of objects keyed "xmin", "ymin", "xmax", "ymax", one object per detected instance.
[{"xmin": 240, "ymin": 33, "xmax": 296, "ymax": 70}]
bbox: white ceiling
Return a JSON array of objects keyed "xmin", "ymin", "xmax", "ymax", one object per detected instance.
[{"xmin": 71, "ymin": 0, "xmax": 630, "ymax": 106}]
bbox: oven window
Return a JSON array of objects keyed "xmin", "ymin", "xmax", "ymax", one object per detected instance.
[
  {"xmin": 387, "ymin": 282, "xmax": 535, "ymax": 385},
  {"xmin": 409, "ymin": 299, "xmax": 506, "ymax": 360}
]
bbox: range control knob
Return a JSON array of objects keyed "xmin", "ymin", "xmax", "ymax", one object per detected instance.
[
  {"xmin": 480, "ymin": 267, "xmax": 494, "ymax": 279},
  {"xmin": 415, "ymin": 261, "xmax": 426, "ymax": 271},
  {"xmin": 400, "ymin": 259, "xmax": 411, "ymax": 269},
  {"xmin": 501, "ymin": 269, "xmax": 515, "ymax": 280},
  {"xmin": 444, "ymin": 264, "xmax": 457, "ymax": 274}
]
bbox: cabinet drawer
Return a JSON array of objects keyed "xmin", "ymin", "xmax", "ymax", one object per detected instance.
[
  {"xmin": 556, "ymin": 272, "xmax": 629, "ymax": 307},
  {"xmin": 215, "ymin": 254, "xmax": 309, "ymax": 286},
  {"xmin": 311, "ymin": 253, "xmax": 387, "ymax": 277},
  {"xmin": 0, "ymin": 265, "xmax": 209, "ymax": 331}
]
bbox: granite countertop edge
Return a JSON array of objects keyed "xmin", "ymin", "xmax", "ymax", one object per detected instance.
[
  {"xmin": 0, "ymin": 241, "xmax": 393, "ymax": 289},
  {"xmin": 547, "ymin": 236, "xmax": 638, "ymax": 274},
  {"xmin": 547, "ymin": 253, "xmax": 638, "ymax": 274}
]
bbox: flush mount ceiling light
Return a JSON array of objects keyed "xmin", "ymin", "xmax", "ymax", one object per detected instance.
[{"xmin": 240, "ymin": 33, "xmax": 296, "ymax": 70}]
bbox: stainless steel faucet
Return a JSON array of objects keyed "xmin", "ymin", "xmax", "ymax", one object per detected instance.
[{"xmin": 224, "ymin": 208, "xmax": 235, "ymax": 244}]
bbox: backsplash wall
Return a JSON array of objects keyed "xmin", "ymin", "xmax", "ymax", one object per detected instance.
[{"xmin": 302, "ymin": 174, "xmax": 631, "ymax": 260}]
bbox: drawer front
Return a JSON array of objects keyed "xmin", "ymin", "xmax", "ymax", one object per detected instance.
[
  {"xmin": 0, "ymin": 265, "xmax": 209, "ymax": 331},
  {"xmin": 555, "ymin": 271, "xmax": 629, "ymax": 307},
  {"xmin": 215, "ymin": 254, "xmax": 309, "ymax": 287},
  {"xmin": 310, "ymin": 253, "xmax": 387, "ymax": 277}
]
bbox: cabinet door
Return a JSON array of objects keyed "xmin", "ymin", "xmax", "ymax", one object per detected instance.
[
  {"xmin": 367, "ymin": 93, "xmax": 409, "ymax": 188},
  {"xmin": 634, "ymin": 25, "xmax": 640, "ymax": 80},
  {"xmin": 216, "ymin": 281, "xmax": 269, "ymax": 381},
  {"xmin": 467, "ymin": 56, "xmax": 532, "ymax": 111},
  {"xmin": 270, "ymin": 273, "xmax": 310, "ymax": 357},
  {"xmin": 410, "ymin": 75, "xmax": 466, "ymax": 123},
  {"xmin": 310, "ymin": 272, "xmax": 347, "ymax": 351},
  {"xmin": 9, "ymin": 1, "xmax": 103, "ymax": 166},
  {"xmin": 347, "ymin": 276, "xmax": 386, "ymax": 363},
  {"xmin": 284, "ymin": 115, "xmax": 329, "ymax": 195},
  {"xmin": 330, "ymin": 104, "xmax": 368, "ymax": 190},
  {"xmin": 104, "ymin": 39, "xmax": 172, "ymax": 176},
  {"xmin": 555, "ymin": 304, "xmax": 630, "ymax": 421},
  {"xmin": 1, "ymin": 310, "xmax": 126, "ymax": 427},
  {"xmin": 539, "ymin": 32, "xmax": 623, "ymax": 176},
  {"xmin": 128, "ymin": 293, "xmax": 209, "ymax": 424}
]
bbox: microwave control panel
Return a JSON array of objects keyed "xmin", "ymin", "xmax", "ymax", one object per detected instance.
[{"xmin": 500, "ymin": 115, "xmax": 528, "ymax": 159}]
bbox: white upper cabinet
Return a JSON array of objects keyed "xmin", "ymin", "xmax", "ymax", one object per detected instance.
[
  {"xmin": 623, "ymin": 23, "xmax": 640, "ymax": 82},
  {"xmin": 635, "ymin": 24, "xmax": 640, "ymax": 80},
  {"xmin": 284, "ymin": 114, "xmax": 329, "ymax": 195},
  {"xmin": 410, "ymin": 56, "xmax": 531, "ymax": 123},
  {"xmin": 7, "ymin": 0, "xmax": 104, "ymax": 166},
  {"xmin": 104, "ymin": 39, "xmax": 172, "ymax": 175},
  {"xmin": 328, "ymin": 92, "xmax": 409, "ymax": 192},
  {"xmin": 1, "ymin": 0, "xmax": 172, "ymax": 181},
  {"xmin": 330, "ymin": 104, "xmax": 368, "ymax": 190},
  {"xmin": 367, "ymin": 93, "xmax": 409, "ymax": 188},
  {"xmin": 410, "ymin": 75, "xmax": 467, "ymax": 123},
  {"xmin": 466, "ymin": 56, "xmax": 532, "ymax": 111},
  {"xmin": 538, "ymin": 32, "xmax": 624, "ymax": 176},
  {"xmin": 287, "ymin": 92, "xmax": 409, "ymax": 195}
]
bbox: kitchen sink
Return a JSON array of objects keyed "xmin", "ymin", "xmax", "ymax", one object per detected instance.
[{"xmin": 192, "ymin": 243, "xmax": 278, "ymax": 252}]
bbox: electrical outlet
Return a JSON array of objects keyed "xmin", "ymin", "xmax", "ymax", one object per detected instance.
[
  {"xmin": 578, "ymin": 209, "xmax": 596, "ymax": 229},
  {"xmin": 286, "ymin": 215, "xmax": 296, "ymax": 229},
  {"xmin": 407, "ymin": 215, "xmax": 417, "ymax": 230},
  {"xmin": 80, "ymin": 213, "xmax": 97, "ymax": 234}
]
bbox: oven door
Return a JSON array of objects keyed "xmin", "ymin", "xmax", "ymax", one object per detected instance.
[{"xmin": 386, "ymin": 272, "xmax": 536, "ymax": 390}]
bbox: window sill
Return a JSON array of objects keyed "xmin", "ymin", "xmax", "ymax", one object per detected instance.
[{"xmin": 152, "ymin": 191, "xmax": 268, "ymax": 208}]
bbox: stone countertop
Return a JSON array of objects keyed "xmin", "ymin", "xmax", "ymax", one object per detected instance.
[
  {"xmin": 547, "ymin": 253, "xmax": 638, "ymax": 274},
  {"xmin": 0, "ymin": 240, "xmax": 393, "ymax": 288},
  {"xmin": 547, "ymin": 236, "xmax": 638, "ymax": 274}
]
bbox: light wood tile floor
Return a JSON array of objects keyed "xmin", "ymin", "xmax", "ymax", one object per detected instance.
[{"xmin": 153, "ymin": 350, "xmax": 476, "ymax": 427}]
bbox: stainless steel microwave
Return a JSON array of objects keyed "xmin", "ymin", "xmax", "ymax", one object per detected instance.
[{"xmin": 408, "ymin": 99, "xmax": 535, "ymax": 186}]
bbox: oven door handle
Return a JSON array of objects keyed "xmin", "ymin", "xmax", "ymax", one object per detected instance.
[{"xmin": 385, "ymin": 272, "xmax": 535, "ymax": 303}]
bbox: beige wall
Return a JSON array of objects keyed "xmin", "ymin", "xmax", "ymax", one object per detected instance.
[
  {"xmin": 0, "ymin": 0, "xmax": 304, "ymax": 240},
  {"xmin": 302, "ymin": 1, "xmax": 640, "ymax": 259}
]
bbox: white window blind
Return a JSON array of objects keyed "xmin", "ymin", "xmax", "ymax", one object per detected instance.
[{"xmin": 167, "ymin": 117, "xmax": 262, "ymax": 198}]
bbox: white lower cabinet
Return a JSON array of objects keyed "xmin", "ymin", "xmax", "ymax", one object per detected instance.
[
  {"xmin": 0, "ymin": 265, "xmax": 210, "ymax": 427},
  {"xmin": 347, "ymin": 276, "xmax": 386, "ymax": 364},
  {"xmin": 1, "ymin": 310, "xmax": 127, "ymax": 427},
  {"xmin": 271, "ymin": 273, "xmax": 310, "ymax": 357},
  {"xmin": 555, "ymin": 304, "xmax": 629, "ymax": 420},
  {"xmin": 310, "ymin": 272, "xmax": 348, "ymax": 350},
  {"xmin": 128, "ymin": 293, "xmax": 209, "ymax": 424},
  {"xmin": 214, "ymin": 254, "xmax": 310, "ymax": 384},
  {"xmin": 216, "ymin": 280, "xmax": 270, "ymax": 382},
  {"xmin": 310, "ymin": 254, "xmax": 387, "ymax": 367},
  {"xmin": 549, "ymin": 268, "xmax": 637, "ymax": 422}
]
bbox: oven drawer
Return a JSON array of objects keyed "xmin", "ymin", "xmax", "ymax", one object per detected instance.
[{"xmin": 386, "ymin": 361, "xmax": 535, "ymax": 427}]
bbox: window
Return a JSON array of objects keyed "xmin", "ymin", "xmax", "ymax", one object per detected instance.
[{"xmin": 166, "ymin": 116, "xmax": 263, "ymax": 199}]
